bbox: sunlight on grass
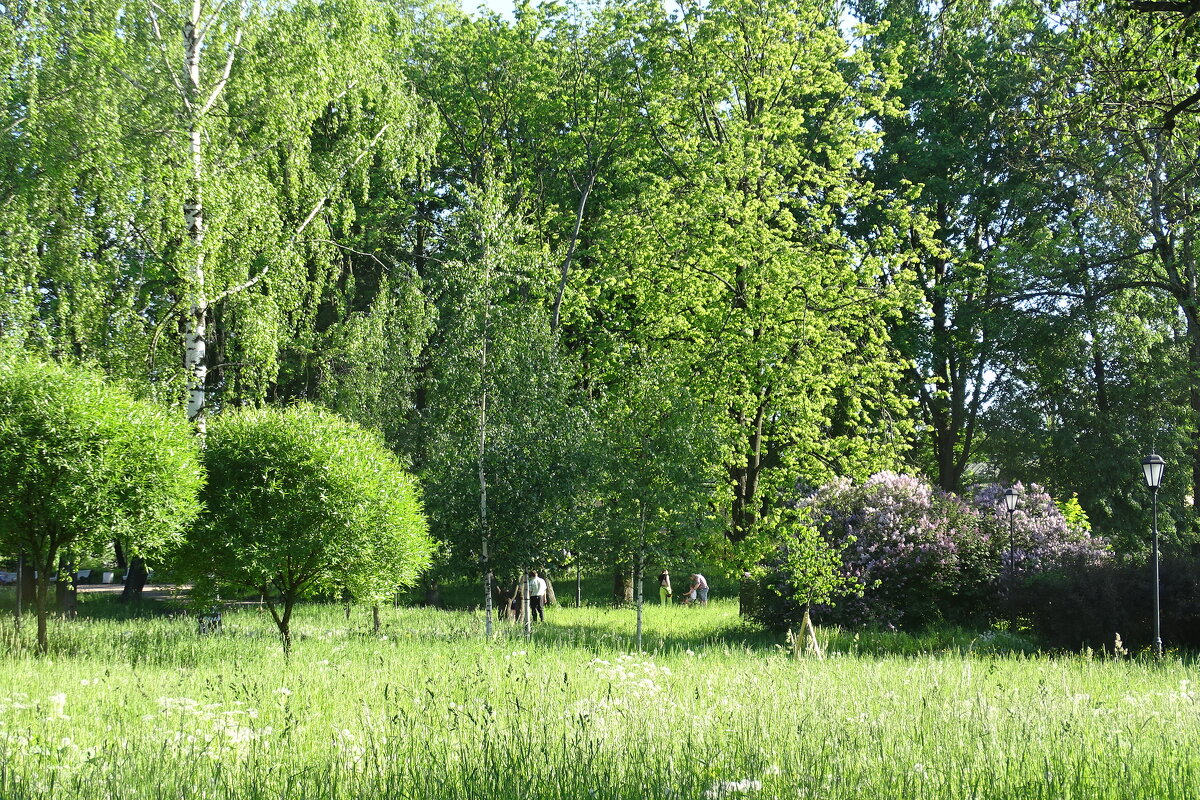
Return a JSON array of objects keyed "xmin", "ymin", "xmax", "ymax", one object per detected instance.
[{"xmin": 0, "ymin": 598, "xmax": 1196, "ymax": 799}]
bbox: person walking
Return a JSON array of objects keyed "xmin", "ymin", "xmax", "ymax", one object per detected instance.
[
  {"xmin": 527, "ymin": 570, "xmax": 547, "ymax": 623},
  {"xmin": 658, "ymin": 570, "xmax": 672, "ymax": 605},
  {"xmin": 689, "ymin": 573, "xmax": 709, "ymax": 606}
]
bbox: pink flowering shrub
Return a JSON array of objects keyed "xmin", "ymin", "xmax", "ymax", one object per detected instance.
[
  {"xmin": 972, "ymin": 483, "xmax": 1110, "ymax": 574},
  {"xmin": 796, "ymin": 473, "xmax": 1110, "ymax": 629}
]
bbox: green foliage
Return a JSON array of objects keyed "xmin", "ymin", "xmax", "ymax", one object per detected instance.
[
  {"xmin": 0, "ymin": 355, "xmax": 201, "ymax": 649},
  {"xmin": 745, "ymin": 506, "xmax": 863, "ymax": 633},
  {"xmin": 1056, "ymin": 494, "xmax": 1092, "ymax": 536},
  {"xmin": 180, "ymin": 405, "xmax": 432, "ymax": 635},
  {"xmin": 854, "ymin": 0, "xmax": 1067, "ymax": 492},
  {"xmin": 589, "ymin": 0, "xmax": 917, "ymax": 538},
  {"xmin": 0, "ymin": 0, "xmax": 434, "ymax": 408},
  {"xmin": 417, "ymin": 177, "xmax": 586, "ymax": 586},
  {"xmin": 592, "ymin": 351, "xmax": 725, "ymax": 580}
]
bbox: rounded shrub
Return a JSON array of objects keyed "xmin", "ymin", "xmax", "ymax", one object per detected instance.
[
  {"xmin": 0, "ymin": 356, "xmax": 201, "ymax": 652},
  {"xmin": 178, "ymin": 404, "xmax": 433, "ymax": 648}
]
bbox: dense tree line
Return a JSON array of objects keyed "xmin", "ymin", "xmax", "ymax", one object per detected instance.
[{"xmin": 2, "ymin": 0, "xmax": 1197, "ymax": 600}]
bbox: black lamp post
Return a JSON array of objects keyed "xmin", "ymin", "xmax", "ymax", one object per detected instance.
[
  {"xmin": 1142, "ymin": 453, "xmax": 1165, "ymax": 658},
  {"xmin": 1003, "ymin": 487, "xmax": 1019, "ymax": 632}
]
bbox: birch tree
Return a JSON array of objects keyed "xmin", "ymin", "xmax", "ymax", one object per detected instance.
[
  {"xmin": 0, "ymin": 0, "xmax": 431, "ymax": 425},
  {"xmin": 418, "ymin": 180, "xmax": 587, "ymax": 635}
]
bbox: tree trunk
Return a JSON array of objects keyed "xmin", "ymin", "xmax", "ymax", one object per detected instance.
[
  {"xmin": 35, "ymin": 569, "xmax": 50, "ymax": 655},
  {"xmin": 612, "ymin": 562, "xmax": 633, "ymax": 605},
  {"xmin": 635, "ymin": 504, "xmax": 646, "ymax": 651},
  {"xmin": 551, "ymin": 169, "xmax": 597, "ymax": 332},
  {"xmin": 372, "ymin": 604, "xmax": 381, "ymax": 635},
  {"xmin": 522, "ymin": 568, "xmax": 531, "ymax": 640},
  {"xmin": 738, "ymin": 572, "xmax": 758, "ymax": 619},
  {"xmin": 121, "ymin": 557, "xmax": 148, "ymax": 602},
  {"xmin": 478, "ymin": 269, "xmax": 492, "ymax": 639},
  {"xmin": 113, "ymin": 539, "xmax": 128, "ymax": 572},
  {"xmin": 279, "ymin": 600, "xmax": 294, "ymax": 654},
  {"xmin": 423, "ymin": 578, "xmax": 442, "ymax": 608},
  {"xmin": 265, "ymin": 592, "xmax": 295, "ymax": 655},
  {"xmin": 501, "ymin": 581, "xmax": 521, "ymax": 621},
  {"xmin": 543, "ymin": 575, "xmax": 557, "ymax": 607},
  {"xmin": 17, "ymin": 556, "xmax": 35, "ymax": 615},
  {"xmin": 182, "ymin": 4, "xmax": 209, "ymax": 434},
  {"xmin": 1190, "ymin": 316, "xmax": 1200, "ymax": 513}
]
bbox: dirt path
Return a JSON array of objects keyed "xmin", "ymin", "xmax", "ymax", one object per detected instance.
[{"xmin": 77, "ymin": 583, "xmax": 191, "ymax": 602}]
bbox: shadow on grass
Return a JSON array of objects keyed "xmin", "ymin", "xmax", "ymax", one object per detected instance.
[
  {"xmin": 0, "ymin": 585, "xmax": 188, "ymax": 621},
  {"xmin": 511, "ymin": 618, "xmax": 776, "ymax": 655}
]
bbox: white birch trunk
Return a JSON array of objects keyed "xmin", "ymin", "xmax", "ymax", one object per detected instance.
[
  {"xmin": 635, "ymin": 503, "xmax": 646, "ymax": 651},
  {"xmin": 480, "ymin": 375, "xmax": 492, "ymax": 638},
  {"xmin": 182, "ymin": 0, "xmax": 208, "ymax": 434},
  {"xmin": 478, "ymin": 224, "xmax": 493, "ymax": 639}
]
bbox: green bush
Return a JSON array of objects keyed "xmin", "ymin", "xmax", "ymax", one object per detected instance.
[
  {"xmin": 178, "ymin": 404, "xmax": 433, "ymax": 649},
  {"xmin": 0, "ymin": 356, "xmax": 201, "ymax": 652}
]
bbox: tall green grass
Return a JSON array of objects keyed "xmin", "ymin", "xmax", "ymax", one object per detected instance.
[{"xmin": 0, "ymin": 597, "xmax": 1195, "ymax": 799}]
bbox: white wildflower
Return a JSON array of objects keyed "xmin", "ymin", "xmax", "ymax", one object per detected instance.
[
  {"xmin": 47, "ymin": 694, "xmax": 68, "ymax": 719},
  {"xmin": 703, "ymin": 778, "xmax": 762, "ymax": 798}
]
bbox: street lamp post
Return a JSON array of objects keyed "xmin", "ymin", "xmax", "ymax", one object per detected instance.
[
  {"xmin": 1142, "ymin": 453, "xmax": 1165, "ymax": 658},
  {"xmin": 1003, "ymin": 487, "xmax": 1019, "ymax": 632}
]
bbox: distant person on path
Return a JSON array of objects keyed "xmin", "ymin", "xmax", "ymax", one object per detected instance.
[
  {"xmin": 528, "ymin": 570, "xmax": 547, "ymax": 622},
  {"xmin": 689, "ymin": 573, "xmax": 709, "ymax": 606},
  {"xmin": 658, "ymin": 570, "xmax": 672, "ymax": 605}
]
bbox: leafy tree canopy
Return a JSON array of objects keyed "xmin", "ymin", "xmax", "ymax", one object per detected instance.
[
  {"xmin": 179, "ymin": 404, "xmax": 432, "ymax": 648},
  {"xmin": 0, "ymin": 355, "xmax": 201, "ymax": 651}
]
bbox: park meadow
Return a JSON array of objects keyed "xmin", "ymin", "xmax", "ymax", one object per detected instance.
[
  {"xmin": 0, "ymin": 596, "xmax": 1196, "ymax": 800},
  {"xmin": 4, "ymin": 0, "xmax": 1200, "ymax": 796}
]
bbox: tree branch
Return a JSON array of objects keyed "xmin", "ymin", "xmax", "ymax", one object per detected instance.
[
  {"xmin": 147, "ymin": 0, "xmax": 192, "ymax": 109},
  {"xmin": 197, "ymin": 27, "xmax": 244, "ymax": 118}
]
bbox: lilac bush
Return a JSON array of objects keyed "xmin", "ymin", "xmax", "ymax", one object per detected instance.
[
  {"xmin": 796, "ymin": 473, "xmax": 1111, "ymax": 629},
  {"xmin": 972, "ymin": 483, "xmax": 1110, "ymax": 575}
]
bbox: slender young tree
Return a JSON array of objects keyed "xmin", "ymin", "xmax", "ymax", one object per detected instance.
[{"xmin": 597, "ymin": 352, "xmax": 722, "ymax": 649}]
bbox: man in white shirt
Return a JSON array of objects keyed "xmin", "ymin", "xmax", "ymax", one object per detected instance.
[
  {"xmin": 527, "ymin": 570, "xmax": 547, "ymax": 622},
  {"xmin": 690, "ymin": 573, "xmax": 709, "ymax": 606}
]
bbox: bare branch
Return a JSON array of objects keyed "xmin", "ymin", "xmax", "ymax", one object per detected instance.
[
  {"xmin": 302, "ymin": 238, "xmax": 393, "ymax": 273},
  {"xmin": 198, "ymin": 27, "xmax": 244, "ymax": 117}
]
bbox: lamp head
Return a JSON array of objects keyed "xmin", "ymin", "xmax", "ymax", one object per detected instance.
[
  {"xmin": 1003, "ymin": 487, "xmax": 1019, "ymax": 514},
  {"xmin": 1142, "ymin": 453, "xmax": 1165, "ymax": 490}
]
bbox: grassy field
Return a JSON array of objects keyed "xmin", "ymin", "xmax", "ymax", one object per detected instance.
[{"xmin": 0, "ymin": 595, "xmax": 1196, "ymax": 799}]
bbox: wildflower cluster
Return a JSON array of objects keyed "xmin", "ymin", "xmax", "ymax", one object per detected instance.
[
  {"xmin": 589, "ymin": 654, "xmax": 672, "ymax": 697},
  {"xmin": 151, "ymin": 696, "xmax": 272, "ymax": 759},
  {"xmin": 703, "ymin": 778, "xmax": 763, "ymax": 798}
]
